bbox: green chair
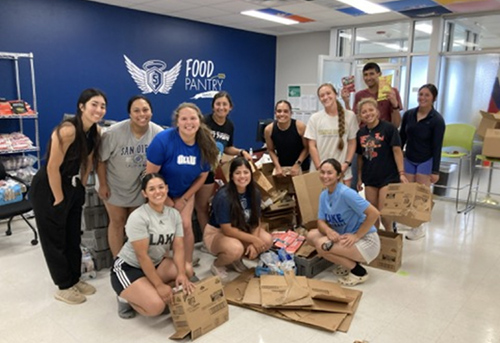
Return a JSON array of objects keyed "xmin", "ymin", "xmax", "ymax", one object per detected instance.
[
  {"xmin": 464, "ymin": 155, "xmax": 500, "ymax": 214},
  {"xmin": 437, "ymin": 123, "xmax": 476, "ymax": 213}
]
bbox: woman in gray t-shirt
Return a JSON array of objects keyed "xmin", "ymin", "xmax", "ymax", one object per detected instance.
[
  {"xmin": 97, "ymin": 95, "xmax": 163, "ymax": 257},
  {"xmin": 110, "ymin": 173, "xmax": 194, "ymax": 319}
]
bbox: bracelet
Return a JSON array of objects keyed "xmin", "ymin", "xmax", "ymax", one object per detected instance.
[
  {"xmin": 399, "ymin": 170, "xmax": 405, "ymax": 175},
  {"xmin": 295, "ymin": 160, "xmax": 302, "ymax": 165},
  {"xmin": 183, "ymin": 197, "xmax": 189, "ymax": 203},
  {"xmin": 345, "ymin": 161, "xmax": 352, "ymax": 167},
  {"xmin": 239, "ymin": 149, "xmax": 246, "ymax": 157},
  {"xmin": 392, "ymin": 105, "xmax": 400, "ymax": 110}
]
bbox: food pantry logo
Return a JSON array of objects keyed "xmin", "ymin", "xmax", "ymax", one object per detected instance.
[{"xmin": 124, "ymin": 55, "xmax": 225, "ymax": 98}]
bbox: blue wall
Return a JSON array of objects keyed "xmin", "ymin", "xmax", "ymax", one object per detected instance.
[{"xmin": 0, "ymin": 0, "xmax": 276, "ymax": 158}]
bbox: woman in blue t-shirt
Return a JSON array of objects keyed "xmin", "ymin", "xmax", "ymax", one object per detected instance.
[
  {"xmin": 146, "ymin": 103, "xmax": 218, "ymax": 276},
  {"xmin": 203, "ymin": 157, "xmax": 273, "ymax": 282},
  {"xmin": 307, "ymin": 158, "xmax": 381, "ymax": 286}
]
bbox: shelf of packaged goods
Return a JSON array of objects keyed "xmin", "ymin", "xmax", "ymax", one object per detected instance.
[
  {"xmin": 0, "ymin": 147, "xmax": 39, "ymax": 155},
  {"xmin": 0, "ymin": 113, "xmax": 38, "ymax": 119}
]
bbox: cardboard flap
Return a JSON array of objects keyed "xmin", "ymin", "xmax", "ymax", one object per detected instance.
[
  {"xmin": 292, "ymin": 171, "xmax": 323, "ymax": 227},
  {"xmin": 278, "ymin": 310, "xmax": 347, "ymax": 332},
  {"xmin": 241, "ymin": 277, "xmax": 261, "ymax": 305},
  {"xmin": 260, "ymin": 274, "xmax": 313, "ymax": 308},
  {"xmin": 169, "ymin": 328, "xmax": 191, "ymax": 340},
  {"xmin": 307, "ymin": 279, "xmax": 350, "ymax": 303}
]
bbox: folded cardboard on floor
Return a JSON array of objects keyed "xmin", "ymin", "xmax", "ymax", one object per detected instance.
[
  {"xmin": 292, "ymin": 171, "xmax": 322, "ymax": 228},
  {"xmin": 380, "ymin": 183, "xmax": 433, "ymax": 228},
  {"xmin": 482, "ymin": 128, "xmax": 500, "ymax": 158},
  {"xmin": 224, "ymin": 270, "xmax": 362, "ymax": 333},
  {"xmin": 366, "ymin": 230, "xmax": 403, "ymax": 272},
  {"xmin": 169, "ymin": 276, "xmax": 228, "ymax": 340},
  {"xmin": 478, "ymin": 110, "xmax": 500, "ymax": 139}
]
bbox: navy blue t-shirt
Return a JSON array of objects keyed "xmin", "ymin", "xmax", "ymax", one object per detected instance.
[{"xmin": 209, "ymin": 186, "xmax": 261, "ymax": 228}]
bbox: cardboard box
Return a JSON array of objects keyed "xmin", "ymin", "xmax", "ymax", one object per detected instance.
[
  {"xmin": 380, "ymin": 183, "xmax": 433, "ymax": 228},
  {"xmin": 169, "ymin": 276, "xmax": 228, "ymax": 341},
  {"xmin": 478, "ymin": 110, "xmax": 500, "ymax": 139},
  {"xmin": 482, "ymin": 128, "xmax": 500, "ymax": 158},
  {"xmin": 292, "ymin": 171, "xmax": 323, "ymax": 228},
  {"xmin": 367, "ymin": 230, "xmax": 402, "ymax": 272}
]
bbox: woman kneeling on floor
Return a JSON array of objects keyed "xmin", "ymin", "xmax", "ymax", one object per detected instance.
[
  {"xmin": 307, "ymin": 158, "xmax": 381, "ymax": 286},
  {"xmin": 203, "ymin": 157, "xmax": 273, "ymax": 282},
  {"xmin": 110, "ymin": 173, "xmax": 195, "ymax": 319}
]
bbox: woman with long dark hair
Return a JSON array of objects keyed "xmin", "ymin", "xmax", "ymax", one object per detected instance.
[
  {"xmin": 400, "ymin": 84, "xmax": 445, "ymax": 240},
  {"xmin": 203, "ymin": 157, "xmax": 273, "ymax": 282},
  {"xmin": 30, "ymin": 88, "xmax": 106, "ymax": 304}
]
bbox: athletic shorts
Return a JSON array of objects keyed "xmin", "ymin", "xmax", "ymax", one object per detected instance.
[
  {"xmin": 363, "ymin": 174, "xmax": 400, "ymax": 188},
  {"xmin": 110, "ymin": 257, "xmax": 156, "ymax": 295},
  {"xmin": 355, "ymin": 232, "xmax": 381, "ymax": 264},
  {"xmin": 404, "ymin": 157, "xmax": 433, "ymax": 176},
  {"xmin": 204, "ymin": 171, "xmax": 215, "ymax": 184}
]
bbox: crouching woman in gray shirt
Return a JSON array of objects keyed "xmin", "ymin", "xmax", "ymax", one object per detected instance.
[{"xmin": 110, "ymin": 173, "xmax": 194, "ymax": 319}]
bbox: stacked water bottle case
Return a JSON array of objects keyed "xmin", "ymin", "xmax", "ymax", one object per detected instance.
[{"xmin": 81, "ymin": 173, "xmax": 113, "ymax": 270}]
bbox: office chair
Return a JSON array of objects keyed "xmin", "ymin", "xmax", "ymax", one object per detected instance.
[{"xmin": 0, "ymin": 161, "xmax": 38, "ymax": 245}]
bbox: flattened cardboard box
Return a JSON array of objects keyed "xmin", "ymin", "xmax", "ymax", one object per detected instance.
[
  {"xmin": 169, "ymin": 276, "xmax": 228, "ymax": 340},
  {"xmin": 482, "ymin": 128, "xmax": 500, "ymax": 158},
  {"xmin": 380, "ymin": 183, "xmax": 433, "ymax": 228},
  {"xmin": 366, "ymin": 230, "xmax": 403, "ymax": 272},
  {"xmin": 292, "ymin": 171, "xmax": 323, "ymax": 228},
  {"xmin": 478, "ymin": 110, "xmax": 500, "ymax": 139},
  {"xmin": 224, "ymin": 270, "xmax": 362, "ymax": 333}
]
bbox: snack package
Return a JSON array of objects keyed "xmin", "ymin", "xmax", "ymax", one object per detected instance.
[
  {"xmin": 341, "ymin": 75, "xmax": 355, "ymax": 93},
  {"xmin": 377, "ymin": 74, "xmax": 393, "ymax": 101}
]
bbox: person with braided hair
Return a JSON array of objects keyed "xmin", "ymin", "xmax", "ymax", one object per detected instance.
[{"xmin": 305, "ymin": 83, "xmax": 358, "ymax": 187}]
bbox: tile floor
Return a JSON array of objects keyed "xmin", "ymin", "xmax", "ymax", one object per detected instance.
[{"xmin": 1, "ymin": 199, "xmax": 499, "ymax": 343}]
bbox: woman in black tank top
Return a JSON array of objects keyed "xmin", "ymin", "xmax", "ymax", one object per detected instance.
[
  {"xmin": 30, "ymin": 88, "xmax": 106, "ymax": 305},
  {"xmin": 264, "ymin": 100, "xmax": 309, "ymax": 176}
]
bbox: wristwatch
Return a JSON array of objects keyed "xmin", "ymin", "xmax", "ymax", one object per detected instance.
[
  {"xmin": 295, "ymin": 160, "xmax": 302, "ymax": 165},
  {"xmin": 345, "ymin": 160, "xmax": 352, "ymax": 167}
]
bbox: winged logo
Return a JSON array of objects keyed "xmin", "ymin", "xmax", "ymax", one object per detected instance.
[{"xmin": 124, "ymin": 55, "xmax": 182, "ymax": 95}]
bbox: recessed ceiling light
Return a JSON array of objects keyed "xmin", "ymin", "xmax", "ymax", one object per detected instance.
[
  {"xmin": 241, "ymin": 10, "xmax": 299, "ymax": 25},
  {"xmin": 337, "ymin": 0, "xmax": 390, "ymax": 14}
]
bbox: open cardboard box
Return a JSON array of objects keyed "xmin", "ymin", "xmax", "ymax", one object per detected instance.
[
  {"xmin": 169, "ymin": 276, "xmax": 228, "ymax": 340},
  {"xmin": 380, "ymin": 183, "xmax": 433, "ymax": 228},
  {"xmin": 482, "ymin": 128, "xmax": 500, "ymax": 158},
  {"xmin": 366, "ymin": 230, "xmax": 403, "ymax": 272},
  {"xmin": 478, "ymin": 110, "xmax": 500, "ymax": 139}
]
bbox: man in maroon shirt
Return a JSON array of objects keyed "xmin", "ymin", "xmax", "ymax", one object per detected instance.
[{"xmin": 343, "ymin": 62, "xmax": 403, "ymax": 128}]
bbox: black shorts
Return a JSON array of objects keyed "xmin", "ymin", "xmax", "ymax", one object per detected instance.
[
  {"xmin": 363, "ymin": 174, "xmax": 400, "ymax": 189},
  {"xmin": 110, "ymin": 257, "xmax": 148, "ymax": 295},
  {"xmin": 204, "ymin": 171, "xmax": 215, "ymax": 184}
]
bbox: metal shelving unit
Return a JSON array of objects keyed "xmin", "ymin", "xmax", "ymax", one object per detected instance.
[{"xmin": 0, "ymin": 51, "xmax": 40, "ymax": 169}]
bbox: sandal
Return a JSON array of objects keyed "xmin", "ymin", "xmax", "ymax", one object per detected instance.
[
  {"xmin": 332, "ymin": 264, "xmax": 349, "ymax": 276},
  {"xmin": 338, "ymin": 272, "xmax": 369, "ymax": 287}
]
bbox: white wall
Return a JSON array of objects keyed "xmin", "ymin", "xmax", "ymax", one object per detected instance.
[{"xmin": 275, "ymin": 31, "xmax": 330, "ymax": 104}]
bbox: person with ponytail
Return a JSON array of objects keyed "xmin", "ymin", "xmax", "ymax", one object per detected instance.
[
  {"xmin": 307, "ymin": 158, "xmax": 380, "ymax": 286},
  {"xmin": 305, "ymin": 83, "xmax": 358, "ymax": 187},
  {"xmin": 146, "ymin": 103, "xmax": 218, "ymax": 276},
  {"xmin": 30, "ymin": 88, "xmax": 106, "ymax": 305}
]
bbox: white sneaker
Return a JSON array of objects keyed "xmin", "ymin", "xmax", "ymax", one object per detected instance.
[
  {"xmin": 406, "ymin": 226, "xmax": 425, "ymax": 240},
  {"xmin": 210, "ymin": 262, "xmax": 229, "ymax": 283}
]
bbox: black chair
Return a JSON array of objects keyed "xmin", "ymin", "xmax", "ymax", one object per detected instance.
[{"xmin": 0, "ymin": 161, "xmax": 38, "ymax": 245}]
